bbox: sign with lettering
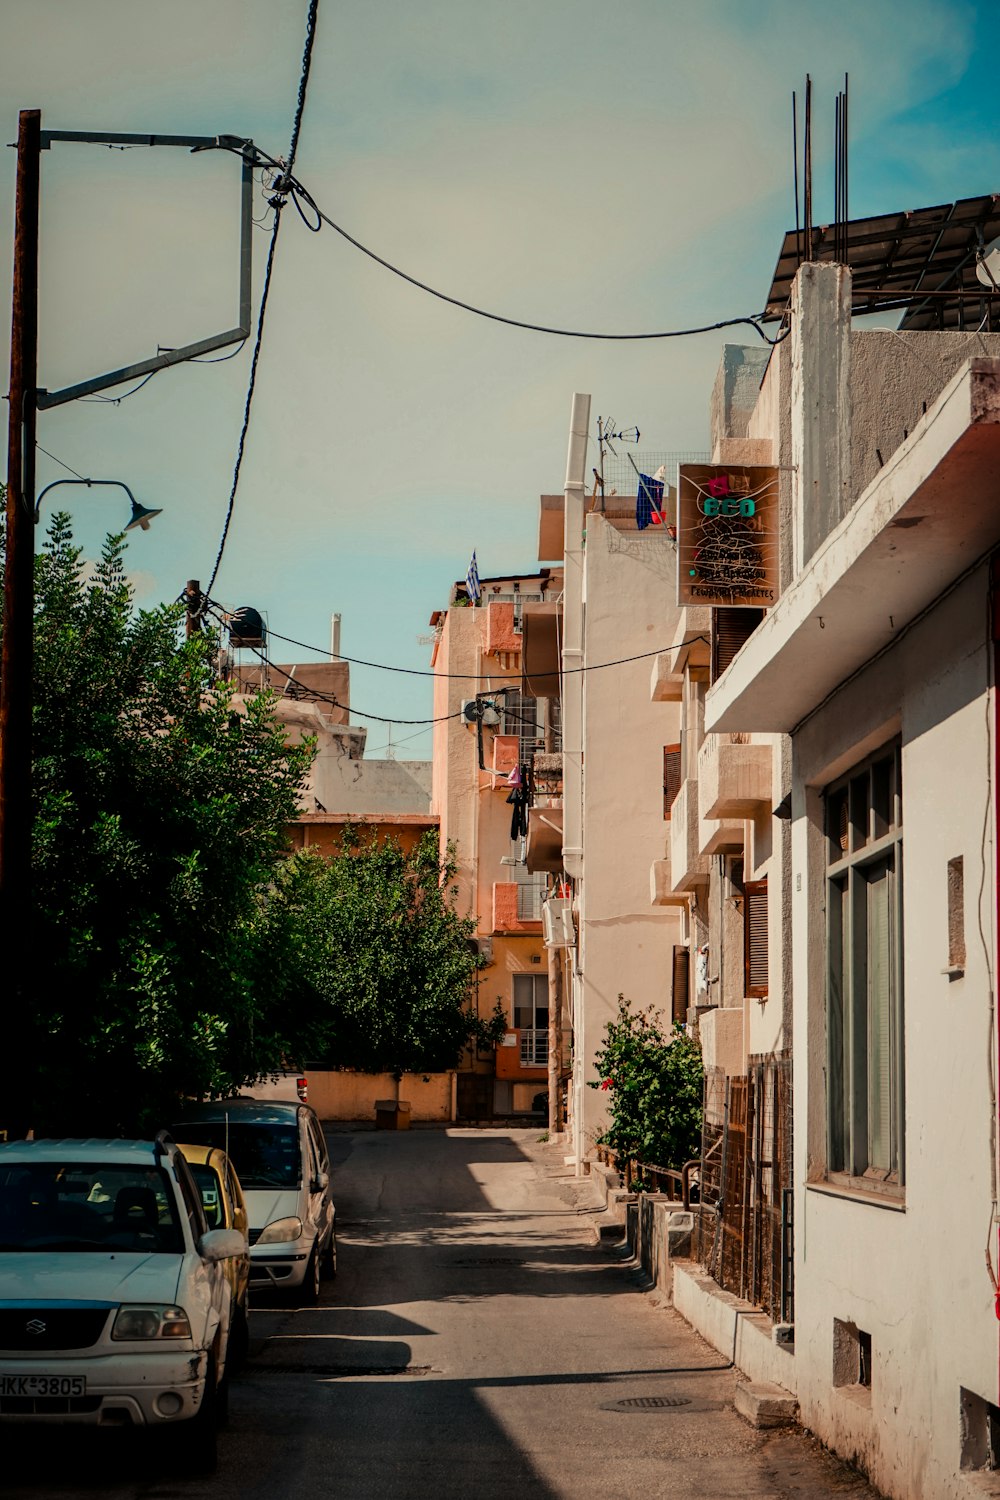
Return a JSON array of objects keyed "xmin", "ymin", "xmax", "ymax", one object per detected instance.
[{"xmin": 676, "ymin": 464, "xmax": 779, "ymax": 609}]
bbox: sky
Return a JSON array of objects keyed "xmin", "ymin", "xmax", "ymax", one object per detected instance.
[{"xmin": 3, "ymin": 0, "xmax": 1000, "ymax": 758}]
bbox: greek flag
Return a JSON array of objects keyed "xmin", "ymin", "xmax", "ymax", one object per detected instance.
[{"xmin": 466, "ymin": 550, "xmax": 481, "ymax": 604}]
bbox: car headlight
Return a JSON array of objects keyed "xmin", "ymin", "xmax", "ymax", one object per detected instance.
[
  {"xmin": 112, "ymin": 1305, "xmax": 192, "ymax": 1341},
  {"xmin": 257, "ymin": 1216, "xmax": 303, "ymax": 1245}
]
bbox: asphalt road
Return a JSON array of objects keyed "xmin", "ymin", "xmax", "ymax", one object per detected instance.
[{"xmin": 3, "ymin": 1128, "xmax": 880, "ymax": 1499}]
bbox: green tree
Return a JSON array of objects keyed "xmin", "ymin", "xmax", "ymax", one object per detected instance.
[
  {"xmin": 9, "ymin": 513, "xmax": 321, "ymax": 1133},
  {"xmin": 590, "ymin": 995, "xmax": 703, "ymax": 1174},
  {"xmin": 291, "ymin": 827, "xmax": 503, "ymax": 1074}
]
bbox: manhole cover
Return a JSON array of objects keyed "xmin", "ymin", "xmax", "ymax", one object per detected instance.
[{"xmin": 605, "ymin": 1395, "xmax": 693, "ymax": 1411}]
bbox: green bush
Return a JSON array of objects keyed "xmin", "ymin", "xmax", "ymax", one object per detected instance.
[{"xmin": 590, "ymin": 995, "xmax": 703, "ymax": 1172}]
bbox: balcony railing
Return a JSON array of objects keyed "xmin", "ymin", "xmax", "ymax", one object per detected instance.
[{"xmin": 520, "ymin": 1028, "xmax": 549, "ymax": 1067}]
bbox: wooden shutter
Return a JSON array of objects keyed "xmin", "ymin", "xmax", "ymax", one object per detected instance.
[
  {"xmin": 671, "ymin": 945, "xmax": 690, "ymax": 1026},
  {"xmin": 744, "ymin": 878, "xmax": 769, "ymax": 999},
  {"xmin": 712, "ymin": 607, "xmax": 764, "ymax": 683},
  {"xmin": 663, "ymin": 745, "xmax": 682, "ymax": 818}
]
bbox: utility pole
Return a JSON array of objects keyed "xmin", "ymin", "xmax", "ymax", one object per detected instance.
[
  {"xmin": 1, "ymin": 109, "xmax": 40, "ymax": 1135},
  {"xmin": 184, "ymin": 579, "xmax": 203, "ymax": 637}
]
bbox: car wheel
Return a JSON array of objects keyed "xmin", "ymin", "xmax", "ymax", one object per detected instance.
[
  {"xmin": 176, "ymin": 1356, "xmax": 219, "ymax": 1474},
  {"xmin": 321, "ymin": 1227, "xmax": 337, "ymax": 1278},
  {"xmin": 301, "ymin": 1246, "xmax": 321, "ymax": 1304}
]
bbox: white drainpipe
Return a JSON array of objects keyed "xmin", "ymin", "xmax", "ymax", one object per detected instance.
[{"xmin": 561, "ymin": 392, "xmax": 589, "ymax": 883}]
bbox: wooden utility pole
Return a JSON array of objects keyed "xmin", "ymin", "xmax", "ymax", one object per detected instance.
[{"xmin": 1, "ymin": 109, "xmax": 40, "ymax": 1134}]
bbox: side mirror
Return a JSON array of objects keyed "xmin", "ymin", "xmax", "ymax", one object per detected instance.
[
  {"xmin": 200, "ymin": 1228, "xmax": 247, "ymax": 1262},
  {"xmin": 311, "ymin": 1171, "xmax": 329, "ymax": 1193}
]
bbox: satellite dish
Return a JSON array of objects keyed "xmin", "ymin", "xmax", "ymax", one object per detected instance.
[{"xmin": 976, "ymin": 237, "xmax": 1000, "ymax": 289}]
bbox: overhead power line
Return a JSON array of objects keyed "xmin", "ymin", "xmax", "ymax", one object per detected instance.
[
  {"xmin": 262, "ymin": 622, "xmax": 711, "ymax": 681},
  {"xmin": 205, "ymin": 0, "xmax": 320, "ymax": 596},
  {"xmin": 211, "ymin": 137, "xmax": 790, "ymax": 348}
]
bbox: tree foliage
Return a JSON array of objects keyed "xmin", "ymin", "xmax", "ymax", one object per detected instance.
[
  {"xmin": 14, "ymin": 515, "xmax": 319, "ymax": 1132},
  {"xmin": 590, "ymin": 995, "xmax": 703, "ymax": 1173},
  {"xmin": 287, "ymin": 827, "xmax": 502, "ymax": 1074},
  {"xmin": 2, "ymin": 511, "xmax": 499, "ymax": 1132}
]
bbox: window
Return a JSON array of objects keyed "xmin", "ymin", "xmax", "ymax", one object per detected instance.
[
  {"xmin": 825, "ymin": 743, "xmax": 904, "ymax": 1187},
  {"xmin": 514, "ymin": 869, "xmax": 547, "ymax": 920},
  {"xmin": 502, "ymin": 690, "xmax": 543, "ymax": 760},
  {"xmin": 663, "ymin": 745, "xmax": 682, "ymax": 818},
  {"xmin": 744, "ymin": 879, "xmax": 768, "ymax": 999},
  {"xmin": 514, "ymin": 973, "xmax": 549, "ymax": 1066}
]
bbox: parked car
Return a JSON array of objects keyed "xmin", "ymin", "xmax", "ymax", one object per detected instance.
[
  {"xmin": 0, "ymin": 1135, "xmax": 246, "ymax": 1470},
  {"xmin": 168, "ymin": 1099, "xmax": 335, "ymax": 1302},
  {"xmin": 175, "ymin": 1143, "xmax": 251, "ymax": 1367}
]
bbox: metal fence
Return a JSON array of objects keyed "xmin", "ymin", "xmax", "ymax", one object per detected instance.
[{"xmin": 694, "ymin": 1054, "xmax": 793, "ymax": 1324}]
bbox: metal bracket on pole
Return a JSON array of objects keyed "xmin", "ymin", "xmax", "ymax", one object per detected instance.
[{"xmin": 35, "ymin": 131, "xmax": 254, "ymax": 409}]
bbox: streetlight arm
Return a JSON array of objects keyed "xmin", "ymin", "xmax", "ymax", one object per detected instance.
[{"xmin": 34, "ymin": 477, "xmax": 137, "ymax": 523}]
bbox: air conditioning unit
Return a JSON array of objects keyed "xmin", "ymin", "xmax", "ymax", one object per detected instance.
[{"xmin": 542, "ymin": 897, "xmax": 575, "ymax": 949}]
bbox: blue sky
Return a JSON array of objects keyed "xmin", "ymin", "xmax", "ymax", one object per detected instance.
[{"xmin": 3, "ymin": 0, "xmax": 999, "ymax": 756}]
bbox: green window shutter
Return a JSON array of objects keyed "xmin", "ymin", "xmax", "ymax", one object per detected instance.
[{"xmin": 867, "ymin": 859, "xmax": 894, "ymax": 1174}]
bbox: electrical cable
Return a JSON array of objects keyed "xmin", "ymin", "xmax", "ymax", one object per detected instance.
[
  {"xmin": 35, "ymin": 444, "xmax": 87, "ymax": 481},
  {"xmin": 78, "ymin": 369, "xmax": 158, "ymax": 404},
  {"xmin": 208, "ymin": 136, "xmax": 790, "ymax": 348},
  {"xmin": 260, "ymin": 622, "xmax": 711, "ymax": 682},
  {"xmin": 205, "ymin": 0, "xmax": 320, "ymax": 596},
  {"xmin": 245, "ymin": 647, "xmax": 463, "ymax": 725}
]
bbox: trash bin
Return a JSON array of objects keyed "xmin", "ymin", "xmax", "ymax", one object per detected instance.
[{"xmin": 375, "ymin": 1100, "xmax": 412, "ymax": 1130}]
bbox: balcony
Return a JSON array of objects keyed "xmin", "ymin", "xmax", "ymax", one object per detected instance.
[
  {"xmin": 651, "ymin": 608, "xmax": 712, "ymax": 703},
  {"xmin": 698, "ymin": 736, "xmax": 772, "ymax": 818},
  {"xmin": 650, "ymin": 847, "xmax": 687, "ymax": 907},
  {"xmin": 493, "ymin": 881, "xmax": 544, "ymax": 933},
  {"xmin": 496, "ymin": 1028, "xmax": 548, "ymax": 1079},
  {"xmin": 485, "ymin": 601, "xmax": 521, "ymax": 657},
  {"xmin": 527, "ymin": 805, "xmax": 563, "ymax": 873},
  {"xmin": 668, "ymin": 779, "xmax": 710, "ymax": 892},
  {"xmin": 521, "ymin": 602, "xmax": 561, "ymax": 700}
]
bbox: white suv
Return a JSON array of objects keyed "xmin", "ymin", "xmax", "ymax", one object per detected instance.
[{"xmin": 0, "ymin": 1135, "xmax": 246, "ymax": 1470}]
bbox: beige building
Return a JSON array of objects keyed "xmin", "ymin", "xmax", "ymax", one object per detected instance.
[
  {"xmin": 429, "ymin": 570, "xmax": 561, "ymax": 1120},
  {"xmin": 671, "ymin": 257, "xmax": 1000, "ymax": 1499}
]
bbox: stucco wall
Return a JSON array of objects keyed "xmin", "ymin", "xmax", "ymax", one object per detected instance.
[
  {"xmin": 308, "ymin": 1070, "xmax": 454, "ymax": 1122},
  {"xmin": 578, "ymin": 516, "xmax": 685, "ymax": 1152},
  {"xmin": 790, "ymin": 566, "xmax": 996, "ymax": 1500}
]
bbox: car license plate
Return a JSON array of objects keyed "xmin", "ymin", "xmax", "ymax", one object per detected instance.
[{"xmin": 0, "ymin": 1375, "xmax": 86, "ymax": 1397}]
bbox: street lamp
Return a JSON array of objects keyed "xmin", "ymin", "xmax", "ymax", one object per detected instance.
[{"xmin": 34, "ymin": 478, "xmax": 163, "ymax": 532}]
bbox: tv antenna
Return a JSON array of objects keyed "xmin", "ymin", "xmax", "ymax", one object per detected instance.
[{"xmin": 595, "ymin": 416, "xmax": 640, "ymax": 513}]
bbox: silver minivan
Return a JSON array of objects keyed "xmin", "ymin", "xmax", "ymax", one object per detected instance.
[{"xmin": 169, "ymin": 1100, "xmax": 336, "ymax": 1302}]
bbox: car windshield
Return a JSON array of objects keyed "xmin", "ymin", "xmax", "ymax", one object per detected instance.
[
  {"xmin": 0, "ymin": 1163, "xmax": 184, "ymax": 1254},
  {"xmin": 188, "ymin": 1164, "xmax": 225, "ymax": 1230},
  {"xmin": 170, "ymin": 1124, "xmax": 300, "ymax": 1189}
]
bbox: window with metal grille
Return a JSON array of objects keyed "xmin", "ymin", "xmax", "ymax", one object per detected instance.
[
  {"xmin": 711, "ymin": 607, "xmax": 764, "ymax": 683},
  {"xmin": 744, "ymin": 880, "xmax": 769, "ymax": 999},
  {"xmin": 663, "ymin": 744, "xmax": 682, "ymax": 818},
  {"xmin": 514, "ymin": 870, "xmax": 546, "ymax": 921},
  {"xmin": 825, "ymin": 742, "xmax": 904, "ymax": 1189},
  {"xmin": 513, "ymin": 973, "xmax": 549, "ymax": 1066},
  {"xmin": 502, "ymin": 689, "xmax": 543, "ymax": 760}
]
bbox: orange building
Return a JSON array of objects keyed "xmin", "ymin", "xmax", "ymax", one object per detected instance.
[{"xmin": 430, "ymin": 570, "xmax": 564, "ymax": 1121}]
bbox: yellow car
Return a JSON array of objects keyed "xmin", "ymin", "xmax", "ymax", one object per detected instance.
[{"xmin": 176, "ymin": 1144, "xmax": 251, "ymax": 1366}]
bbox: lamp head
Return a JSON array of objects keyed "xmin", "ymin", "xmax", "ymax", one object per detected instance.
[{"xmin": 125, "ymin": 499, "xmax": 163, "ymax": 533}]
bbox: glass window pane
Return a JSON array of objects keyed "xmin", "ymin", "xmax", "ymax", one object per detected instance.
[{"xmin": 867, "ymin": 860, "xmax": 893, "ymax": 1173}]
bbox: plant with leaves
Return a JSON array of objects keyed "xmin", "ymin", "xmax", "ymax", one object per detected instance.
[
  {"xmin": 590, "ymin": 994, "xmax": 703, "ymax": 1174},
  {"xmin": 291, "ymin": 826, "xmax": 494, "ymax": 1074},
  {"xmin": 9, "ymin": 512, "xmax": 322, "ymax": 1134}
]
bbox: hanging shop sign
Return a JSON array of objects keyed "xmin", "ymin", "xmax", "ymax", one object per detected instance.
[{"xmin": 676, "ymin": 463, "xmax": 779, "ymax": 609}]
